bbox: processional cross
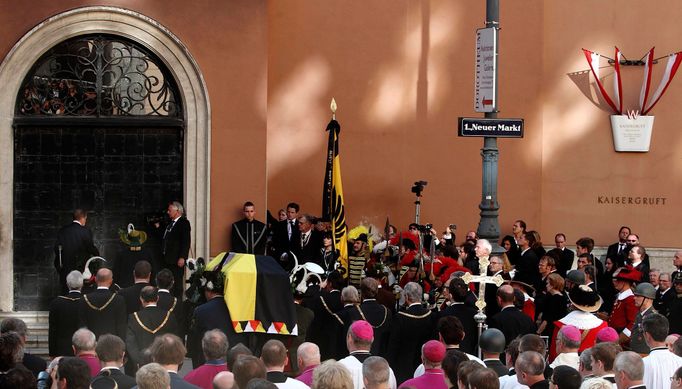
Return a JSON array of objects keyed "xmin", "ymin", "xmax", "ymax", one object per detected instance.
[{"xmin": 461, "ymin": 256, "xmax": 505, "ymax": 357}]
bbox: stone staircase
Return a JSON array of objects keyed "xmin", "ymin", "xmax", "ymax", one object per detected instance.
[{"xmin": 0, "ymin": 311, "xmax": 49, "ymax": 359}]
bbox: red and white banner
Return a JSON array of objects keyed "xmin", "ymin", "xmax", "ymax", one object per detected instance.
[
  {"xmin": 583, "ymin": 49, "xmax": 621, "ymax": 114},
  {"xmin": 638, "ymin": 47, "xmax": 654, "ymax": 112},
  {"xmin": 613, "ymin": 47, "xmax": 624, "ymax": 114},
  {"xmin": 642, "ymin": 51, "xmax": 682, "ymax": 114}
]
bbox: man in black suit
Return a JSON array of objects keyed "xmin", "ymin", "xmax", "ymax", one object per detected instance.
[
  {"xmin": 118, "ymin": 260, "xmax": 152, "ymax": 314},
  {"xmin": 126, "ymin": 286, "xmax": 177, "ymax": 375},
  {"xmin": 190, "ymin": 271, "xmax": 245, "ymax": 367},
  {"xmin": 91, "ymin": 334, "xmax": 136, "ymax": 389},
  {"xmin": 547, "ymin": 233, "xmax": 574, "ymax": 278},
  {"xmin": 440, "ymin": 277, "xmax": 479, "ymax": 355},
  {"xmin": 605, "ymin": 226, "xmax": 631, "ymax": 268},
  {"xmin": 488, "ymin": 285, "xmax": 537, "ymax": 348},
  {"xmin": 387, "ymin": 282, "xmax": 434, "ymax": 384},
  {"xmin": 149, "ymin": 334, "xmax": 202, "ymax": 389},
  {"xmin": 485, "ymin": 255, "xmax": 512, "ymax": 318},
  {"xmin": 271, "ymin": 202, "xmax": 300, "ymax": 270},
  {"xmin": 516, "ymin": 232, "xmax": 540, "ymax": 287},
  {"xmin": 79, "ymin": 268, "xmax": 127, "ymax": 339},
  {"xmin": 49, "ymin": 270, "xmax": 83, "ymax": 358},
  {"xmin": 654, "ymin": 272, "xmax": 674, "ymax": 316},
  {"xmin": 55, "ymin": 209, "xmax": 100, "ymax": 294},
  {"xmin": 359, "ymin": 278, "xmax": 392, "ymax": 356},
  {"xmin": 231, "ymin": 201, "xmax": 268, "ymax": 254},
  {"xmin": 162, "ymin": 201, "xmax": 191, "ymax": 297},
  {"xmin": 291, "ymin": 214, "xmax": 322, "ymax": 266}
]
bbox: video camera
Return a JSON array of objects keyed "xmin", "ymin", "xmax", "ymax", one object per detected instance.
[{"xmin": 411, "ymin": 180, "xmax": 428, "ymax": 197}]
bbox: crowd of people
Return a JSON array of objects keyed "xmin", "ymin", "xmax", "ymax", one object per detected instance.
[{"xmin": 2, "ymin": 200, "xmax": 682, "ymax": 389}]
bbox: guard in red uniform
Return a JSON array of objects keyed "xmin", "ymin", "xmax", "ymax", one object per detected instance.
[{"xmin": 608, "ymin": 266, "xmax": 642, "ymax": 345}]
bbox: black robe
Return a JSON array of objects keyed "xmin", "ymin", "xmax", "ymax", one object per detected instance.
[
  {"xmin": 48, "ymin": 291, "xmax": 82, "ymax": 357},
  {"xmin": 79, "ymin": 288, "xmax": 127, "ymax": 339},
  {"xmin": 126, "ymin": 305, "xmax": 178, "ymax": 374},
  {"xmin": 387, "ymin": 304, "xmax": 434, "ymax": 384}
]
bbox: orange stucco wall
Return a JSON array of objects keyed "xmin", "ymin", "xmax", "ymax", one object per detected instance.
[{"xmin": 0, "ymin": 1, "xmax": 679, "ymax": 255}]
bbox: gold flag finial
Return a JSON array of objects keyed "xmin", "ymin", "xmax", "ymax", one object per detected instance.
[{"xmin": 330, "ymin": 98, "xmax": 337, "ymax": 120}]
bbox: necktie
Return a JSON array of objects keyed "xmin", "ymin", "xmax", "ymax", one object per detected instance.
[
  {"xmin": 288, "ymin": 220, "xmax": 294, "ymax": 240},
  {"xmin": 164, "ymin": 221, "xmax": 175, "ymax": 238},
  {"xmin": 301, "ymin": 232, "xmax": 309, "ymax": 248}
]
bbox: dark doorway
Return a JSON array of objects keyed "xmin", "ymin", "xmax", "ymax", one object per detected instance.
[
  {"xmin": 13, "ymin": 126, "xmax": 183, "ymax": 310},
  {"xmin": 12, "ymin": 34, "xmax": 185, "ymax": 310}
]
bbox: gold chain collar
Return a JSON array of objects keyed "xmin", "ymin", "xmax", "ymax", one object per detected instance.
[
  {"xmin": 84, "ymin": 293, "xmax": 116, "ymax": 311},
  {"xmin": 133, "ymin": 310, "xmax": 172, "ymax": 334}
]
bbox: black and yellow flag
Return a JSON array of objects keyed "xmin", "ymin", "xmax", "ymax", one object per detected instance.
[{"xmin": 322, "ymin": 101, "xmax": 349, "ymax": 274}]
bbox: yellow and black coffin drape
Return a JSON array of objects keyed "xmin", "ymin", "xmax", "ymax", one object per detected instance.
[{"xmin": 207, "ymin": 253, "xmax": 297, "ymax": 336}]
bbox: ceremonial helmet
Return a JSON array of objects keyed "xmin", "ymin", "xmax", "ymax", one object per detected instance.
[
  {"xmin": 633, "ymin": 282, "xmax": 656, "ymax": 299},
  {"xmin": 479, "ymin": 328, "xmax": 506, "ymax": 353}
]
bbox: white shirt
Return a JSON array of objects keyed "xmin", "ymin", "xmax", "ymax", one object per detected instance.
[
  {"xmin": 339, "ymin": 354, "xmax": 397, "ymax": 389},
  {"xmin": 643, "ymin": 347, "xmax": 682, "ymax": 389},
  {"xmin": 549, "ymin": 352, "xmax": 579, "ymax": 370},
  {"xmin": 274, "ymin": 377, "xmax": 310, "ymax": 389},
  {"xmin": 499, "ymin": 372, "xmax": 528, "ymax": 389}
]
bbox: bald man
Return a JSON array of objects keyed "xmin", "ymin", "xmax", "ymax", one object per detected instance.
[
  {"xmin": 488, "ymin": 284, "xmax": 537, "ymax": 347},
  {"xmin": 79, "ymin": 268, "xmax": 127, "ymax": 338}
]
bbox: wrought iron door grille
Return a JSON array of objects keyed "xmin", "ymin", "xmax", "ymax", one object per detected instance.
[{"xmin": 16, "ymin": 35, "xmax": 181, "ymax": 118}]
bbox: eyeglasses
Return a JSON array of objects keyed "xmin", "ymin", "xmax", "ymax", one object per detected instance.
[{"xmin": 627, "ymin": 240, "xmax": 638, "ymax": 242}]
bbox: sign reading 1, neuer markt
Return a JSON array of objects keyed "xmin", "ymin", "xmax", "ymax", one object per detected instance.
[
  {"xmin": 458, "ymin": 118, "xmax": 524, "ymax": 138},
  {"xmin": 475, "ymin": 27, "xmax": 497, "ymax": 113}
]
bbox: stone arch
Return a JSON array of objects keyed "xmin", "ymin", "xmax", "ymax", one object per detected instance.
[{"xmin": 0, "ymin": 6, "xmax": 211, "ymax": 310}]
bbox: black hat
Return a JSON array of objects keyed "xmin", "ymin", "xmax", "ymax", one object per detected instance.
[
  {"xmin": 355, "ymin": 233, "xmax": 368, "ymax": 243},
  {"xmin": 567, "ymin": 284, "xmax": 602, "ymax": 312}
]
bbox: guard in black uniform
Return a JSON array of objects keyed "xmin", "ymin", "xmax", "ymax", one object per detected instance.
[{"xmin": 231, "ymin": 201, "xmax": 268, "ymax": 254}]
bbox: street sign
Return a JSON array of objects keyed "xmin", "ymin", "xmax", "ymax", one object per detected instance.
[
  {"xmin": 475, "ymin": 27, "xmax": 497, "ymax": 113},
  {"xmin": 458, "ymin": 117, "xmax": 524, "ymax": 138}
]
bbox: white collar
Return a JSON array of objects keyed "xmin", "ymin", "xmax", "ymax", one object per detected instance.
[
  {"xmin": 73, "ymin": 220, "xmax": 84, "ymax": 226},
  {"xmin": 559, "ymin": 310, "xmax": 604, "ymax": 329},
  {"xmin": 631, "ymin": 260, "xmax": 642, "ymax": 267},
  {"xmin": 618, "ymin": 288, "xmax": 634, "ymax": 300},
  {"xmin": 172, "ymin": 216, "xmax": 181, "ymax": 222},
  {"xmin": 158, "ymin": 289, "xmax": 170, "ymax": 293},
  {"xmin": 521, "ymin": 248, "xmax": 530, "ymax": 255},
  {"xmin": 145, "ymin": 303, "xmax": 158, "ymax": 307},
  {"xmin": 68, "ymin": 290, "xmax": 82, "ymax": 294},
  {"xmin": 100, "ymin": 366, "xmax": 121, "ymax": 371},
  {"xmin": 97, "ymin": 286, "xmax": 110, "ymax": 290}
]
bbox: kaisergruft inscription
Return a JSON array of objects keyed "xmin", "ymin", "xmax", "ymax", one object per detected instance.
[{"xmin": 597, "ymin": 196, "xmax": 667, "ymax": 205}]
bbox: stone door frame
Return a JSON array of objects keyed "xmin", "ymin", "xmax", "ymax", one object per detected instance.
[{"xmin": 0, "ymin": 6, "xmax": 211, "ymax": 311}]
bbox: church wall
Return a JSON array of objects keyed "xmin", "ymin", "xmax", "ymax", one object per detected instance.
[
  {"xmin": 540, "ymin": 1, "xmax": 682, "ymax": 248},
  {"xmin": 266, "ymin": 1, "xmax": 546, "ymax": 244}
]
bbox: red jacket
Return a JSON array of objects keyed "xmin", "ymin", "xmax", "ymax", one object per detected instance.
[{"xmin": 609, "ymin": 290, "xmax": 637, "ymax": 333}]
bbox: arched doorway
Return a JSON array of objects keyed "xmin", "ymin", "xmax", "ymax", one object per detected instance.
[{"xmin": 0, "ymin": 7, "xmax": 211, "ymax": 311}]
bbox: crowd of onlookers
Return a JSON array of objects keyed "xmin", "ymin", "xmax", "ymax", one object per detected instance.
[{"xmin": 3, "ymin": 215, "xmax": 682, "ymax": 389}]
